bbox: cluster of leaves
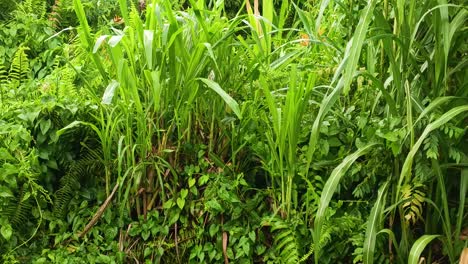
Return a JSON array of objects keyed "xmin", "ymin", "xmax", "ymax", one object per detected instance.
[{"xmin": 0, "ymin": 0, "xmax": 109, "ymax": 261}]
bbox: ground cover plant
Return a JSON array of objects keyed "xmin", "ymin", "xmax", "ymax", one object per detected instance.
[{"xmin": 0, "ymin": 0, "xmax": 467, "ymax": 263}]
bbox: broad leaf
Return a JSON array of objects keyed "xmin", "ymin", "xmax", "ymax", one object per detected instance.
[{"xmin": 1, "ymin": 224, "xmax": 12, "ymax": 240}]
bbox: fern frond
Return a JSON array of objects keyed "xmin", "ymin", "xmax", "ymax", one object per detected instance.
[
  {"xmin": 0, "ymin": 65, "xmax": 7, "ymax": 83},
  {"xmin": 40, "ymin": 56, "xmax": 79, "ymax": 98},
  {"xmin": 299, "ymin": 243, "xmax": 314, "ymax": 263},
  {"xmin": 448, "ymin": 147, "xmax": 463, "ymax": 164},
  {"xmin": 423, "ymin": 133, "xmax": 439, "ymax": 160},
  {"xmin": 8, "ymin": 47, "xmax": 30, "ymax": 84},
  {"xmin": 414, "ymin": 154, "xmax": 433, "ymax": 182},
  {"xmin": 0, "ymin": 65, "xmax": 7, "ymax": 101},
  {"xmin": 128, "ymin": 3, "xmax": 142, "ymax": 30},
  {"xmin": 266, "ymin": 217, "xmax": 300, "ymax": 264},
  {"xmin": 3, "ymin": 188, "xmax": 34, "ymax": 228},
  {"xmin": 20, "ymin": 0, "xmax": 46, "ymax": 18},
  {"xmin": 53, "ymin": 145, "xmax": 103, "ymax": 218},
  {"xmin": 53, "ymin": 172, "xmax": 80, "ymax": 218},
  {"xmin": 401, "ymin": 183, "xmax": 426, "ymax": 225}
]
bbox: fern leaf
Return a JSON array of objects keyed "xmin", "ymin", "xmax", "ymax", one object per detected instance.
[
  {"xmin": 8, "ymin": 47, "xmax": 30, "ymax": 84},
  {"xmin": 53, "ymin": 145, "xmax": 103, "ymax": 218},
  {"xmin": 270, "ymin": 218, "xmax": 300, "ymax": 264}
]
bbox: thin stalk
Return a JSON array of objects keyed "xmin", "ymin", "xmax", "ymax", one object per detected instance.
[{"xmin": 431, "ymin": 159, "xmax": 454, "ymax": 262}]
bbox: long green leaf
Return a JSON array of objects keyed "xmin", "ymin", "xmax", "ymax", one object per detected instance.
[
  {"xmin": 408, "ymin": 235, "xmax": 441, "ymax": 264},
  {"xmin": 102, "ymin": 80, "xmax": 119, "ymax": 105},
  {"xmin": 363, "ymin": 181, "xmax": 389, "ymax": 264},
  {"xmin": 431, "ymin": 159, "xmax": 455, "ymax": 261},
  {"xmin": 376, "ymin": 229, "xmax": 404, "ymax": 263},
  {"xmin": 456, "ymin": 157, "xmax": 468, "ymax": 248},
  {"xmin": 304, "ymin": 0, "xmax": 378, "ymax": 175},
  {"xmin": 315, "ymin": 0, "xmax": 331, "ymax": 33},
  {"xmin": 314, "ymin": 143, "xmax": 378, "ymax": 263},
  {"xmin": 73, "ymin": 0, "xmax": 108, "ymax": 81},
  {"xmin": 409, "ymin": 4, "xmax": 459, "ymax": 53},
  {"xmin": 448, "ymin": 9, "xmax": 467, "ymax": 45},
  {"xmin": 198, "ymin": 78, "xmax": 242, "ymax": 119},
  {"xmin": 342, "ymin": 0, "xmax": 378, "ymax": 95},
  {"xmin": 117, "ymin": 0, "xmax": 129, "ymax": 24},
  {"xmin": 56, "ymin": 120, "xmax": 101, "ymax": 139},
  {"xmin": 414, "ymin": 96, "xmax": 455, "ymax": 126},
  {"xmin": 398, "ymin": 105, "xmax": 468, "ymax": 190}
]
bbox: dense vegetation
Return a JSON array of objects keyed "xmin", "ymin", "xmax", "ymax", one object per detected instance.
[{"xmin": 0, "ymin": 0, "xmax": 467, "ymax": 263}]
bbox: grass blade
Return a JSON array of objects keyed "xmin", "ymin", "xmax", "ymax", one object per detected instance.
[
  {"xmin": 304, "ymin": 0, "xmax": 378, "ymax": 174},
  {"xmin": 414, "ymin": 96, "xmax": 456, "ymax": 126},
  {"xmin": 102, "ymin": 80, "xmax": 119, "ymax": 105},
  {"xmin": 198, "ymin": 78, "xmax": 242, "ymax": 119},
  {"xmin": 363, "ymin": 181, "xmax": 389, "ymax": 264},
  {"xmin": 117, "ymin": 0, "xmax": 129, "ymax": 23},
  {"xmin": 72, "ymin": 0, "xmax": 108, "ymax": 81},
  {"xmin": 455, "ymin": 157, "xmax": 468, "ymax": 248},
  {"xmin": 314, "ymin": 142, "xmax": 378, "ymax": 263},
  {"xmin": 408, "ymin": 235, "xmax": 441, "ymax": 264},
  {"xmin": 315, "ymin": 0, "xmax": 331, "ymax": 33},
  {"xmin": 398, "ymin": 105, "xmax": 468, "ymax": 191},
  {"xmin": 341, "ymin": 0, "xmax": 378, "ymax": 95},
  {"xmin": 431, "ymin": 159, "xmax": 455, "ymax": 261},
  {"xmin": 377, "ymin": 229, "xmax": 404, "ymax": 263}
]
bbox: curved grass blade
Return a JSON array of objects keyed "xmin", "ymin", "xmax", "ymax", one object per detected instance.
[
  {"xmin": 117, "ymin": 0, "xmax": 129, "ymax": 24},
  {"xmin": 57, "ymin": 120, "xmax": 101, "ymax": 139},
  {"xmin": 413, "ymin": 96, "xmax": 455, "ymax": 126},
  {"xmin": 408, "ymin": 235, "xmax": 441, "ymax": 264},
  {"xmin": 398, "ymin": 105, "xmax": 468, "ymax": 193},
  {"xmin": 342, "ymin": 0, "xmax": 378, "ymax": 95},
  {"xmin": 377, "ymin": 229, "xmax": 404, "ymax": 263},
  {"xmin": 432, "ymin": 159, "xmax": 455, "ymax": 261},
  {"xmin": 363, "ymin": 181, "xmax": 389, "ymax": 264},
  {"xmin": 409, "ymin": 4, "xmax": 460, "ymax": 53},
  {"xmin": 198, "ymin": 78, "xmax": 242, "ymax": 119},
  {"xmin": 314, "ymin": 142, "xmax": 378, "ymax": 263},
  {"xmin": 315, "ymin": 0, "xmax": 331, "ymax": 33},
  {"xmin": 102, "ymin": 80, "xmax": 119, "ymax": 105}
]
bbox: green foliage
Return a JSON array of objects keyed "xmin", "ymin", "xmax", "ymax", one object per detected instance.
[
  {"xmin": 53, "ymin": 145, "xmax": 103, "ymax": 218},
  {"xmin": 363, "ymin": 181, "xmax": 389, "ymax": 264},
  {"xmin": 50, "ymin": 0, "xmax": 120, "ymax": 29},
  {"xmin": 267, "ymin": 217, "xmax": 300, "ymax": 263},
  {"xmin": 0, "ymin": 0, "xmax": 467, "ymax": 263},
  {"xmin": 0, "ymin": 0, "xmax": 19, "ymax": 21},
  {"xmin": 0, "ymin": 119, "xmax": 49, "ymax": 254},
  {"xmin": 8, "ymin": 47, "xmax": 30, "ymax": 84}
]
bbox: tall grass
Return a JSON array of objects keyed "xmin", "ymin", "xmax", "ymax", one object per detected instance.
[
  {"xmin": 69, "ymin": 0, "xmax": 467, "ymax": 262},
  {"xmin": 259, "ymin": 67, "xmax": 315, "ymax": 218},
  {"xmin": 374, "ymin": 1, "xmax": 466, "ymax": 262},
  {"xmin": 72, "ymin": 0, "xmax": 246, "ymax": 220}
]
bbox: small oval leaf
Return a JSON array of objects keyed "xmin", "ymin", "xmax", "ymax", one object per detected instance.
[{"xmin": 1, "ymin": 224, "xmax": 13, "ymax": 240}]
